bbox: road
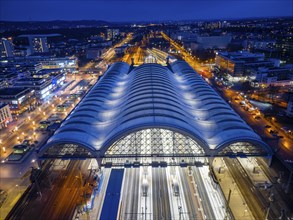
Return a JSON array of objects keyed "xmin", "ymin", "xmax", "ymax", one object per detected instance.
[
  {"xmin": 152, "ymin": 168, "xmax": 172, "ymax": 220},
  {"xmin": 222, "ymin": 87, "xmax": 293, "ymax": 160},
  {"xmin": 161, "ymin": 32, "xmax": 212, "ymax": 78},
  {"xmin": 103, "ymin": 33, "xmax": 133, "ymax": 63}
]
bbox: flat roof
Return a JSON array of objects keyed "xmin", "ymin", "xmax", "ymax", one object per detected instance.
[
  {"xmin": 16, "ymin": 77, "xmax": 44, "ymax": 82},
  {"xmin": 0, "ymin": 87, "xmax": 30, "ymax": 96}
]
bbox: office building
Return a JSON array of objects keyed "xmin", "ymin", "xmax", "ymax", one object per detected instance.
[
  {"xmin": 0, "ymin": 87, "xmax": 35, "ymax": 114},
  {"xmin": 215, "ymin": 51, "xmax": 275, "ymax": 76},
  {"xmin": 86, "ymin": 47, "xmax": 105, "ymax": 59},
  {"xmin": 106, "ymin": 29, "xmax": 120, "ymax": 40},
  {"xmin": 0, "ymin": 38, "xmax": 14, "ymax": 58},
  {"xmin": 0, "ymin": 103, "xmax": 13, "ymax": 129},
  {"xmin": 193, "ymin": 34, "xmax": 232, "ymax": 50},
  {"xmin": 13, "ymin": 77, "xmax": 53, "ymax": 100}
]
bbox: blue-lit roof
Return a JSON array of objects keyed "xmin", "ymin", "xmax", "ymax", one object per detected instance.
[{"xmin": 39, "ymin": 61, "xmax": 271, "ymax": 156}]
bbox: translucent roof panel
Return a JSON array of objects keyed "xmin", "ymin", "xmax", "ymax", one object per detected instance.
[{"xmin": 39, "ymin": 61, "xmax": 272, "ymax": 156}]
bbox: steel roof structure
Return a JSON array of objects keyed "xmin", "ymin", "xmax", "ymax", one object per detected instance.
[{"xmin": 38, "ymin": 61, "xmax": 272, "ymax": 160}]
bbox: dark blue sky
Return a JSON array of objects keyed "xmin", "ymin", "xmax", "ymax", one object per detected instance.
[{"xmin": 0, "ymin": 0, "xmax": 292, "ymax": 22}]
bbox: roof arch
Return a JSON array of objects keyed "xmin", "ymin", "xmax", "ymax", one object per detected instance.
[{"xmin": 39, "ymin": 61, "xmax": 272, "ymax": 159}]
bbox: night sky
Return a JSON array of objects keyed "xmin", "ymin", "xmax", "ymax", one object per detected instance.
[{"xmin": 0, "ymin": 0, "xmax": 292, "ymax": 22}]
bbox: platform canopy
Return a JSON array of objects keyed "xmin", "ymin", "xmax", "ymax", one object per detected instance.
[{"xmin": 38, "ymin": 61, "xmax": 273, "ymax": 160}]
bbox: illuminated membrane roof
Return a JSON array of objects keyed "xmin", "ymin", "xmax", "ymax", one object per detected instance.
[{"xmin": 39, "ymin": 61, "xmax": 272, "ymax": 157}]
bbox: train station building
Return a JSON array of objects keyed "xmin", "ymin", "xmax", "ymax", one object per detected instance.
[{"xmin": 37, "ymin": 61, "xmax": 273, "ymax": 166}]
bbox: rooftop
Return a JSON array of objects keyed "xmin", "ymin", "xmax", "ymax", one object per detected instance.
[
  {"xmin": 0, "ymin": 87, "xmax": 30, "ymax": 97},
  {"xmin": 39, "ymin": 61, "xmax": 272, "ymax": 159}
]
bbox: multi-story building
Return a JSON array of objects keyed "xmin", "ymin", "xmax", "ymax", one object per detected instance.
[
  {"xmin": 276, "ymin": 35, "xmax": 293, "ymax": 63},
  {"xmin": 0, "ymin": 56, "xmax": 77, "ymax": 73},
  {"xmin": 215, "ymin": 51, "xmax": 275, "ymax": 77},
  {"xmin": 0, "ymin": 38, "xmax": 14, "ymax": 58},
  {"xmin": 193, "ymin": 34, "xmax": 232, "ymax": 50},
  {"xmin": 17, "ymin": 35, "xmax": 48, "ymax": 54},
  {"xmin": 13, "ymin": 77, "xmax": 53, "ymax": 100},
  {"xmin": 86, "ymin": 47, "xmax": 105, "ymax": 59},
  {"xmin": 31, "ymin": 37, "xmax": 49, "ymax": 53},
  {"xmin": 256, "ymin": 65, "xmax": 293, "ymax": 86},
  {"xmin": 0, "ymin": 103, "xmax": 13, "ymax": 129},
  {"xmin": 33, "ymin": 69, "xmax": 66, "ymax": 88},
  {"xmin": 247, "ymin": 40, "xmax": 276, "ymax": 51},
  {"xmin": 39, "ymin": 57, "xmax": 76, "ymax": 70},
  {"xmin": 13, "ymin": 46, "xmax": 31, "ymax": 57},
  {"xmin": 106, "ymin": 29, "xmax": 120, "ymax": 40},
  {"xmin": 114, "ymin": 45, "xmax": 127, "ymax": 55},
  {"xmin": 0, "ymin": 87, "xmax": 36, "ymax": 114}
]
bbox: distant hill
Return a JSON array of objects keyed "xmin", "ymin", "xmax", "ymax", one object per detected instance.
[{"xmin": 0, "ymin": 20, "xmax": 112, "ymax": 33}]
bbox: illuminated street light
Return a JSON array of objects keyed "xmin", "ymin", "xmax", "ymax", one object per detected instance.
[{"xmin": 2, "ymin": 147, "xmax": 6, "ymax": 153}]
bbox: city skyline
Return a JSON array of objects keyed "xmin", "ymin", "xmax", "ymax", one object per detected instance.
[{"xmin": 0, "ymin": 0, "xmax": 292, "ymax": 22}]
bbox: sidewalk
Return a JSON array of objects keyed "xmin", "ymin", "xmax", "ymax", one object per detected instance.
[{"xmin": 213, "ymin": 158, "xmax": 255, "ymax": 220}]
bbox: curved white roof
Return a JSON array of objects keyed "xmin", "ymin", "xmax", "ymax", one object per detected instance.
[{"xmin": 39, "ymin": 61, "xmax": 272, "ymax": 156}]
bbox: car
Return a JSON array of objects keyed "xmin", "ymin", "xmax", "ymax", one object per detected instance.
[
  {"xmin": 254, "ymin": 116, "xmax": 261, "ymax": 120},
  {"xmin": 269, "ymin": 129, "xmax": 278, "ymax": 134},
  {"xmin": 22, "ymin": 139, "xmax": 32, "ymax": 146},
  {"xmin": 265, "ymin": 125, "xmax": 271, "ymax": 128}
]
